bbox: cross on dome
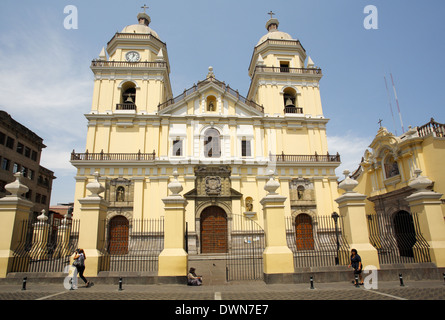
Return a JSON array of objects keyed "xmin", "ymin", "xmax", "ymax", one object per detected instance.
[{"xmin": 141, "ymin": 4, "xmax": 149, "ymax": 13}]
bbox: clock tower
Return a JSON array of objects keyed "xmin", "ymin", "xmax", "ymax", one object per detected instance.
[{"xmin": 87, "ymin": 8, "xmax": 172, "ymax": 153}]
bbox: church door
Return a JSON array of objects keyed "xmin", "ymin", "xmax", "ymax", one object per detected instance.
[
  {"xmin": 200, "ymin": 206, "xmax": 228, "ymax": 253},
  {"xmin": 393, "ymin": 211, "xmax": 416, "ymax": 258},
  {"xmin": 108, "ymin": 216, "xmax": 129, "ymax": 255},
  {"xmin": 295, "ymin": 214, "xmax": 314, "ymax": 250}
]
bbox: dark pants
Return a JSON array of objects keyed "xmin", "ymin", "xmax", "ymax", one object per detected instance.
[{"xmin": 75, "ymin": 265, "xmax": 88, "ymax": 284}]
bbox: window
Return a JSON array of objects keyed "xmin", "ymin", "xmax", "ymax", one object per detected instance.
[
  {"xmin": 280, "ymin": 61, "xmax": 290, "ymax": 73},
  {"xmin": 31, "ymin": 150, "xmax": 38, "ymax": 161},
  {"xmin": 1, "ymin": 158, "xmax": 10, "ymax": 171},
  {"xmin": 204, "ymin": 128, "xmax": 221, "ymax": 158},
  {"xmin": 16, "ymin": 143, "xmax": 24, "ymax": 154},
  {"xmin": 21, "ymin": 166, "xmax": 28, "ymax": 178},
  {"xmin": 173, "ymin": 139, "xmax": 183, "ymax": 156},
  {"xmin": 13, "ymin": 163, "xmax": 20, "ymax": 174},
  {"xmin": 0, "ymin": 132, "xmax": 5, "ymax": 145},
  {"xmin": 41, "ymin": 195, "xmax": 47, "ymax": 205},
  {"xmin": 241, "ymin": 140, "xmax": 251, "ymax": 157},
  {"xmin": 24, "ymin": 147, "xmax": 31, "ymax": 158},
  {"xmin": 6, "ymin": 136, "xmax": 14, "ymax": 149},
  {"xmin": 29, "ymin": 169, "xmax": 35, "ymax": 180},
  {"xmin": 35, "ymin": 193, "xmax": 41, "ymax": 203}
]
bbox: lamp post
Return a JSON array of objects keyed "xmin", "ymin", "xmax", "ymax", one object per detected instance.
[{"xmin": 331, "ymin": 212, "xmax": 340, "ymax": 265}]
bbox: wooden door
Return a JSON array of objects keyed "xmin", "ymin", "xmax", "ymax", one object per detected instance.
[
  {"xmin": 295, "ymin": 214, "xmax": 314, "ymax": 250},
  {"xmin": 200, "ymin": 206, "xmax": 228, "ymax": 253},
  {"xmin": 108, "ymin": 216, "xmax": 129, "ymax": 255}
]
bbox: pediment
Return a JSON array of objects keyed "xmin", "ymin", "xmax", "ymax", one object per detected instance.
[{"xmin": 158, "ymin": 77, "xmax": 263, "ymax": 117}]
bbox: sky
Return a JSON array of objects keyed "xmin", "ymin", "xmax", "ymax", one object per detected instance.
[{"xmin": 0, "ymin": 0, "xmax": 444, "ymax": 205}]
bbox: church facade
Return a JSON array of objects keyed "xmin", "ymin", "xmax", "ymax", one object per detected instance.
[{"xmin": 70, "ymin": 10, "xmax": 342, "ymax": 255}]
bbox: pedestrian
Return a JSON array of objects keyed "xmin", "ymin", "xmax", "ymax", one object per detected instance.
[
  {"xmin": 73, "ymin": 249, "xmax": 92, "ymax": 288},
  {"xmin": 187, "ymin": 267, "xmax": 203, "ymax": 286},
  {"xmin": 348, "ymin": 249, "xmax": 363, "ymax": 285},
  {"xmin": 69, "ymin": 251, "xmax": 78, "ymax": 289}
]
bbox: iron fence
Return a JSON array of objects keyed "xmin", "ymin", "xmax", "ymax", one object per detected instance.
[
  {"xmin": 286, "ymin": 214, "xmax": 350, "ymax": 269},
  {"xmin": 367, "ymin": 211, "xmax": 431, "ymax": 264},
  {"xmin": 10, "ymin": 219, "xmax": 80, "ymax": 273},
  {"xmin": 99, "ymin": 218, "xmax": 164, "ymax": 273},
  {"xmin": 226, "ymin": 215, "xmax": 265, "ymax": 281}
]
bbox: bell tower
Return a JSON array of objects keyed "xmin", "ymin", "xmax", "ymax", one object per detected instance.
[
  {"xmin": 89, "ymin": 7, "xmax": 172, "ymax": 117},
  {"xmin": 247, "ymin": 13, "xmax": 323, "ymax": 118}
]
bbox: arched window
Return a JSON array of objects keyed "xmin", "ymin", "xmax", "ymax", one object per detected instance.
[
  {"xmin": 119, "ymin": 82, "xmax": 136, "ymax": 110},
  {"xmin": 204, "ymin": 128, "xmax": 221, "ymax": 158},
  {"xmin": 283, "ymin": 87, "xmax": 302, "ymax": 114},
  {"xmin": 384, "ymin": 155, "xmax": 399, "ymax": 178}
]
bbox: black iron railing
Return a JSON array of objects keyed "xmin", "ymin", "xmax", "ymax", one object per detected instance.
[
  {"xmin": 71, "ymin": 150, "xmax": 156, "ymax": 161},
  {"xmin": 270, "ymin": 152, "xmax": 340, "ymax": 163},
  {"xmin": 100, "ymin": 218, "xmax": 164, "ymax": 273},
  {"xmin": 284, "ymin": 106, "xmax": 303, "ymax": 114},
  {"xmin": 367, "ymin": 211, "xmax": 431, "ymax": 264},
  {"xmin": 226, "ymin": 214, "xmax": 265, "ymax": 282},
  {"xmin": 11, "ymin": 219, "xmax": 80, "ymax": 273},
  {"xmin": 286, "ymin": 215, "xmax": 350, "ymax": 269}
]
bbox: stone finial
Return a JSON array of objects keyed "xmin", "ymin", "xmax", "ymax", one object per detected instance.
[
  {"xmin": 264, "ymin": 170, "xmax": 280, "ymax": 195},
  {"xmin": 206, "ymin": 66, "xmax": 215, "ymax": 79},
  {"xmin": 36, "ymin": 209, "xmax": 48, "ymax": 224},
  {"xmin": 408, "ymin": 169, "xmax": 433, "ymax": 192},
  {"xmin": 86, "ymin": 172, "xmax": 105, "ymax": 198},
  {"xmin": 338, "ymin": 170, "xmax": 358, "ymax": 193},
  {"xmin": 5, "ymin": 172, "xmax": 29, "ymax": 198},
  {"xmin": 168, "ymin": 170, "xmax": 183, "ymax": 196}
]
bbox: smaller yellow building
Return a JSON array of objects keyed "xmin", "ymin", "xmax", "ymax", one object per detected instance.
[{"xmin": 351, "ymin": 118, "xmax": 445, "ymax": 265}]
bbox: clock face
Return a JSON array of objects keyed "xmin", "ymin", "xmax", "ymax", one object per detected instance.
[{"xmin": 125, "ymin": 51, "xmax": 140, "ymax": 62}]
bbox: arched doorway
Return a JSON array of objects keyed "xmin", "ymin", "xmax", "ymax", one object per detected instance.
[
  {"xmin": 295, "ymin": 214, "xmax": 314, "ymax": 250},
  {"xmin": 200, "ymin": 206, "xmax": 228, "ymax": 253},
  {"xmin": 108, "ymin": 216, "xmax": 129, "ymax": 255},
  {"xmin": 393, "ymin": 210, "xmax": 417, "ymax": 258}
]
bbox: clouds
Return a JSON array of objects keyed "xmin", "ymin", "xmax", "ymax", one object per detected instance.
[
  {"xmin": 327, "ymin": 133, "xmax": 372, "ymax": 177},
  {"xmin": 0, "ymin": 13, "xmax": 92, "ymax": 203}
]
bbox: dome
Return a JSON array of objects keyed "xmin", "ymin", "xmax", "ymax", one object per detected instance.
[
  {"xmin": 257, "ymin": 30, "xmax": 294, "ymax": 45},
  {"xmin": 257, "ymin": 17, "xmax": 295, "ymax": 46},
  {"xmin": 121, "ymin": 24, "xmax": 160, "ymax": 39},
  {"xmin": 120, "ymin": 11, "xmax": 160, "ymax": 39}
]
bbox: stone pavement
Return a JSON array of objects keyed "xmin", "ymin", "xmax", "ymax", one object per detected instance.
[{"xmin": 0, "ymin": 279, "xmax": 443, "ymax": 301}]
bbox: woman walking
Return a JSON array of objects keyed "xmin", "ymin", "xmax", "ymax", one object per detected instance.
[{"xmin": 73, "ymin": 249, "xmax": 92, "ymax": 288}]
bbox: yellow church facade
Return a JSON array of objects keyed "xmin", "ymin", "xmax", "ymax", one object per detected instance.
[
  {"xmin": 1, "ymin": 10, "xmax": 445, "ymax": 281},
  {"xmin": 70, "ymin": 11, "xmax": 341, "ymax": 256}
]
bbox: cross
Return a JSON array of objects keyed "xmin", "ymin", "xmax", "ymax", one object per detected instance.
[
  {"xmin": 141, "ymin": 4, "xmax": 149, "ymax": 13},
  {"xmin": 378, "ymin": 119, "xmax": 383, "ymax": 128},
  {"xmin": 268, "ymin": 11, "xmax": 275, "ymax": 19}
]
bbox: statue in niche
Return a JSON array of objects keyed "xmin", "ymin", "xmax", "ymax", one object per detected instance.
[
  {"xmin": 245, "ymin": 197, "xmax": 253, "ymax": 212},
  {"xmin": 297, "ymin": 185, "xmax": 305, "ymax": 200},
  {"xmin": 116, "ymin": 186, "xmax": 125, "ymax": 202}
]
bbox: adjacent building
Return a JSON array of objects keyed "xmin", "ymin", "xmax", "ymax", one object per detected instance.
[{"xmin": 0, "ymin": 110, "xmax": 56, "ymax": 219}]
